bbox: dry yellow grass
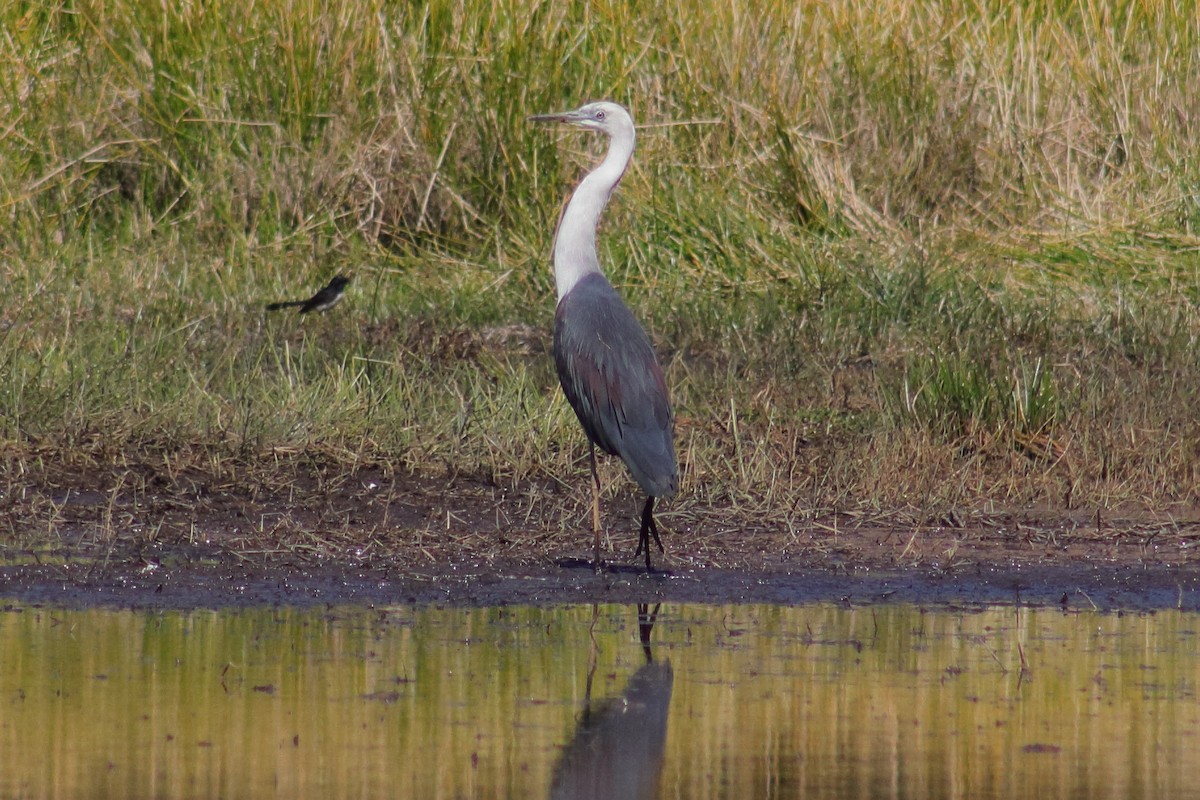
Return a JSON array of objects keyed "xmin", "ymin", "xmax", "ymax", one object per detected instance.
[{"xmin": 1, "ymin": 1, "xmax": 1198, "ymax": 554}]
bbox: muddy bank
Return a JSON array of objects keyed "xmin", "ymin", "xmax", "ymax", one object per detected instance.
[
  {"xmin": 1, "ymin": 464, "xmax": 1198, "ymax": 611},
  {"xmin": 3, "ymin": 542, "xmax": 1198, "ymax": 612}
]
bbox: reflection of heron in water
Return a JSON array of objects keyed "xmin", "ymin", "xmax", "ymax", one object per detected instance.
[{"xmin": 549, "ymin": 604, "xmax": 673, "ymax": 800}]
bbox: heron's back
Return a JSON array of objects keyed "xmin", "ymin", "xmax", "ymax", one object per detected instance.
[{"xmin": 553, "ymin": 273, "xmax": 678, "ymax": 497}]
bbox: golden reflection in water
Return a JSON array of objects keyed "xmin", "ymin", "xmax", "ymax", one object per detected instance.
[
  {"xmin": 0, "ymin": 603, "xmax": 1197, "ymax": 799},
  {"xmin": 550, "ymin": 603, "xmax": 673, "ymax": 799}
]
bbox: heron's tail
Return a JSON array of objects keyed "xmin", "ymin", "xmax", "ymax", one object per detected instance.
[{"xmin": 622, "ymin": 431, "xmax": 679, "ymax": 498}]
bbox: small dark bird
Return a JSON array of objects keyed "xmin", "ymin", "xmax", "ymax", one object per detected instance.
[
  {"xmin": 530, "ymin": 101, "xmax": 678, "ymax": 571},
  {"xmin": 266, "ymin": 275, "xmax": 350, "ymax": 313}
]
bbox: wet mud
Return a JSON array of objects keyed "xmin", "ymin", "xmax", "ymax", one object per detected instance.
[
  {"xmin": 2, "ymin": 465, "xmax": 1198, "ymax": 611},
  {"xmin": 3, "ymin": 546, "xmax": 1197, "ymax": 612}
]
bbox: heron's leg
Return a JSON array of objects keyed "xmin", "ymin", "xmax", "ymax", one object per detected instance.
[
  {"xmin": 637, "ymin": 602, "xmax": 661, "ymax": 663},
  {"xmin": 589, "ymin": 443, "xmax": 602, "ymax": 570},
  {"xmin": 584, "ymin": 603, "xmax": 599, "ymax": 716},
  {"xmin": 636, "ymin": 496, "xmax": 665, "ymax": 571}
]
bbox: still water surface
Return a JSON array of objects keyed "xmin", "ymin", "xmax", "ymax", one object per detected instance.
[{"xmin": 1, "ymin": 603, "xmax": 1197, "ymax": 799}]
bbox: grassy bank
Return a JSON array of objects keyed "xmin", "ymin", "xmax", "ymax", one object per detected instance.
[{"xmin": 2, "ymin": 0, "xmax": 1198, "ymax": 543}]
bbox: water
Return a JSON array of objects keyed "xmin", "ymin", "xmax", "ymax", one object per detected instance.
[{"xmin": 1, "ymin": 603, "xmax": 1197, "ymax": 799}]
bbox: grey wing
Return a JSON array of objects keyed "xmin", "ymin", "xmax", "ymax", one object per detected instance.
[{"xmin": 553, "ymin": 275, "xmax": 678, "ymax": 497}]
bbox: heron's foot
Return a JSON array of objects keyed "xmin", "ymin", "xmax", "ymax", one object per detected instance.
[
  {"xmin": 635, "ymin": 500, "xmax": 665, "ymax": 552},
  {"xmin": 635, "ymin": 498, "xmax": 666, "ymax": 571},
  {"xmin": 634, "ymin": 520, "xmax": 664, "ymax": 556}
]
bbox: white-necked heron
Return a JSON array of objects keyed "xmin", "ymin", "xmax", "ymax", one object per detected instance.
[{"xmin": 530, "ymin": 101, "xmax": 679, "ymax": 571}]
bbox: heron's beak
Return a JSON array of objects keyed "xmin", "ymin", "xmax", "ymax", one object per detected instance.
[{"xmin": 528, "ymin": 110, "xmax": 582, "ymax": 125}]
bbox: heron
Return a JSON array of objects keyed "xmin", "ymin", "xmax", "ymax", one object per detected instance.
[{"xmin": 530, "ymin": 101, "xmax": 678, "ymax": 571}]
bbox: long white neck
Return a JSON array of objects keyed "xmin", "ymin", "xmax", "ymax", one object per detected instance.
[{"xmin": 552, "ymin": 128, "xmax": 635, "ymax": 301}]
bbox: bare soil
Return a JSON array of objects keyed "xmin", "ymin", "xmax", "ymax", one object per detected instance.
[{"xmin": 2, "ymin": 461, "xmax": 1198, "ymax": 611}]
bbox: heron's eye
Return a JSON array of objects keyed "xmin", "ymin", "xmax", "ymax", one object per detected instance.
[{"xmin": 595, "ymin": 110, "xmax": 606, "ymax": 120}]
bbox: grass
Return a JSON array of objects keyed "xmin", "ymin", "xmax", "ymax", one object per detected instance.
[{"xmin": 1, "ymin": 0, "xmax": 1199, "ymax": 555}]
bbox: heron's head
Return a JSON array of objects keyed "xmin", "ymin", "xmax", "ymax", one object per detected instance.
[{"xmin": 529, "ymin": 101, "xmax": 633, "ymax": 139}]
